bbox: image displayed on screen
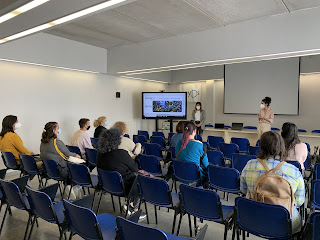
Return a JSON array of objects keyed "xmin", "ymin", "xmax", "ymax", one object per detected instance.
[{"xmin": 142, "ymin": 92, "xmax": 187, "ymax": 119}]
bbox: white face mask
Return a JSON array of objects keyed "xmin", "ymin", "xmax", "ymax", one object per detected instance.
[
  {"xmin": 260, "ymin": 104, "xmax": 265, "ymax": 109},
  {"xmin": 196, "ymin": 106, "xmax": 200, "ymax": 110},
  {"xmin": 15, "ymin": 122, "xmax": 22, "ymax": 129}
]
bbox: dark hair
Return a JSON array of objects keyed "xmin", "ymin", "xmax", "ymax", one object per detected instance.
[
  {"xmin": 0, "ymin": 115, "xmax": 17, "ymax": 137},
  {"xmin": 99, "ymin": 128, "xmax": 121, "ymax": 153},
  {"xmin": 281, "ymin": 122, "xmax": 300, "ymax": 151},
  {"xmin": 258, "ymin": 131, "xmax": 286, "ymax": 160},
  {"xmin": 41, "ymin": 122, "xmax": 58, "ymax": 143},
  {"xmin": 79, "ymin": 118, "xmax": 90, "ymax": 128},
  {"xmin": 176, "ymin": 121, "xmax": 185, "ymax": 133},
  {"xmin": 181, "ymin": 121, "xmax": 196, "ymax": 149},
  {"xmin": 194, "ymin": 102, "xmax": 202, "ymax": 111},
  {"xmin": 262, "ymin": 97, "xmax": 272, "ymax": 106}
]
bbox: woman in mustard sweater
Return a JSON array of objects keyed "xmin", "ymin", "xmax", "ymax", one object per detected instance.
[{"xmin": 0, "ymin": 115, "xmax": 34, "ymax": 164}]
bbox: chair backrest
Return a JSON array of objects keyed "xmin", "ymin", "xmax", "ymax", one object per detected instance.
[
  {"xmin": 207, "ymin": 136, "xmax": 224, "ymax": 149},
  {"xmin": 2, "ymin": 152, "xmax": 19, "ymax": 170},
  {"xmin": 310, "ymin": 212, "xmax": 320, "ymax": 240},
  {"xmin": 168, "ymin": 132, "xmax": 174, "ymax": 142},
  {"xmin": 315, "ymin": 164, "xmax": 320, "ymax": 180},
  {"xmin": 298, "ymin": 129, "xmax": 307, "ymax": 133},
  {"xmin": 243, "ymin": 126, "xmax": 257, "ymax": 130},
  {"xmin": 116, "ymin": 216, "xmax": 167, "ymax": 240},
  {"xmin": 138, "ymin": 130, "xmax": 149, "ymax": 140},
  {"xmin": 138, "ymin": 154, "xmax": 161, "ymax": 175},
  {"xmin": 63, "ymin": 200, "xmax": 103, "ymax": 239},
  {"xmin": 179, "ymin": 184, "xmax": 222, "ymax": 221},
  {"xmin": 304, "ymin": 142, "xmax": 311, "ymax": 152},
  {"xmin": 0, "ymin": 178, "xmax": 27, "ymax": 209},
  {"xmin": 137, "ymin": 175, "xmax": 171, "ymax": 206},
  {"xmin": 144, "ymin": 143, "xmax": 162, "ymax": 158},
  {"xmin": 256, "ymin": 140, "xmax": 260, "ymax": 146},
  {"xmin": 97, "ymin": 168, "xmax": 125, "ymax": 195},
  {"xmin": 42, "ymin": 159, "xmax": 62, "ymax": 180},
  {"xmin": 19, "ymin": 154, "xmax": 38, "ymax": 175},
  {"xmin": 248, "ymin": 146, "xmax": 261, "ymax": 156},
  {"xmin": 133, "ymin": 135, "xmax": 146, "ymax": 147},
  {"xmin": 286, "ymin": 160, "xmax": 302, "ymax": 171},
  {"xmin": 230, "ymin": 137, "xmax": 249, "ymax": 153},
  {"xmin": 312, "ymin": 130, "xmax": 320, "ymax": 133},
  {"xmin": 304, "ymin": 152, "xmax": 311, "ymax": 171},
  {"xmin": 124, "ymin": 134, "xmax": 130, "ymax": 138},
  {"xmin": 232, "ymin": 154, "xmax": 256, "ymax": 173},
  {"xmin": 235, "ymin": 197, "xmax": 292, "ymax": 239},
  {"xmin": 152, "ymin": 131, "xmax": 165, "ymax": 138},
  {"xmin": 170, "ymin": 147, "xmax": 176, "ymax": 160},
  {"xmin": 172, "ymin": 160, "xmax": 201, "ymax": 184},
  {"xmin": 205, "ymin": 124, "xmax": 214, "ymax": 128},
  {"xmin": 208, "ymin": 165, "xmax": 240, "ymax": 193},
  {"xmin": 207, "ymin": 150, "xmax": 224, "ymax": 166},
  {"xmin": 271, "ymin": 127, "xmax": 280, "ymax": 131},
  {"xmin": 67, "ymin": 162, "xmax": 91, "ymax": 186},
  {"xmin": 66, "ymin": 145, "xmax": 81, "ymax": 155},
  {"xmin": 313, "ymin": 180, "xmax": 320, "ymax": 208},
  {"xmin": 195, "ymin": 134, "xmax": 203, "ymax": 142},
  {"xmin": 150, "ymin": 136, "xmax": 165, "ymax": 148},
  {"xmin": 90, "ymin": 138, "xmax": 99, "ymax": 149},
  {"xmin": 85, "ymin": 148, "xmax": 98, "ymax": 167},
  {"xmin": 26, "ymin": 186, "xmax": 56, "ymax": 223},
  {"xmin": 218, "ymin": 142, "xmax": 239, "ymax": 159}
]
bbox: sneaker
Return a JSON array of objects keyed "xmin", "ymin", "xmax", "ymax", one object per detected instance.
[{"xmin": 139, "ymin": 212, "xmax": 147, "ymax": 221}]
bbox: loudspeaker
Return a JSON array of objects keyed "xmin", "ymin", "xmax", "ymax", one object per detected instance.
[{"xmin": 116, "ymin": 92, "xmax": 120, "ymax": 98}]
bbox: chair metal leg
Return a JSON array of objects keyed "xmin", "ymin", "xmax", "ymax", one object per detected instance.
[
  {"xmin": 58, "ymin": 184, "xmax": 63, "ymax": 200},
  {"xmin": 176, "ymin": 213, "xmax": 183, "ymax": 236},
  {"xmin": 44, "ymin": 178, "xmax": 48, "ymax": 187},
  {"xmin": 144, "ymin": 201, "xmax": 149, "ymax": 224},
  {"xmin": 224, "ymin": 223, "xmax": 228, "ymax": 240},
  {"xmin": 67, "ymin": 185, "xmax": 73, "ymax": 200},
  {"xmin": 174, "ymin": 180, "xmax": 177, "ymax": 193},
  {"xmin": 118, "ymin": 197, "xmax": 122, "ymax": 213},
  {"xmin": 154, "ymin": 205, "xmax": 158, "ymax": 224},
  {"xmin": 0, "ymin": 205, "xmax": 9, "ymax": 235},
  {"xmin": 232, "ymin": 222, "xmax": 236, "ymax": 240},
  {"xmin": 194, "ymin": 216, "xmax": 197, "ymax": 235},
  {"xmin": 188, "ymin": 214, "xmax": 192, "ymax": 237},
  {"xmin": 23, "ymin": 214, "xmax": 33, "ymax": 240},
  {"xmin": 111, "ymin": 195, "xmax": 115, "ymax": 212},
  {"xmin": 69, "ymin": 232, "xmax": 73, "ymax": 240},
  {"xmin": 27, "ymin": 216, "xmax": 37, "ymax": 240},
  {"xmin": 236, "ymin": 228, "xmax": 240, "ymax": 240},
  {"xmin": 82, "ymin": 187, "xmax": 86, "ymax": 196},
  {"xmin": 96, "ymin": 192, "xmax": 103, "ymax": 214},
  {"xmin": 242, "ymin": 230, "xmax": 245, "ymax": 240},
  {"xmin": 172, "ymin": 210, "xmax": 177, "ymax": 234},
  {"xmin": 125, "ymin": 198, "xmax": 130, "ymax": 218}
]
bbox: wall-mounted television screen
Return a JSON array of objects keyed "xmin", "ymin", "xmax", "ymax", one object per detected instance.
[{"xmin": 142, "ymin": 92, "xmax": 187, "ymax": 119}]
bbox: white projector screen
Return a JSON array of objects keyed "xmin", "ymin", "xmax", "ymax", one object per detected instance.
[{"xmin": 224, "ymin": 58, "xmax": 300, "ymax": 115}]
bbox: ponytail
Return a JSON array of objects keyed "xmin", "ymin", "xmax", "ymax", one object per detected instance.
[{"xmin": 180, "ymin": 121, "xmax": 196, "ymax": 150}]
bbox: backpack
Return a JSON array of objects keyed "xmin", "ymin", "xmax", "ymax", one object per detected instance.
[{"xmin": 250, "ymin": 159, "xmax": 295, "ymax": 216}]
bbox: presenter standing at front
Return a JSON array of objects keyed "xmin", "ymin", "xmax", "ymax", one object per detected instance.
[
  {"xmin": 258, "ymin": 97, "xmax": 274, "ymax": 138},
  {"xmin": 192, "ymin": 102, "xmax": 206, "ymax": 135}
]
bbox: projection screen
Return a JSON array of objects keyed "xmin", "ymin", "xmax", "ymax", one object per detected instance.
[{"xmin": 224, "ymin": 57, "xmax": 300, "ymax": 115}]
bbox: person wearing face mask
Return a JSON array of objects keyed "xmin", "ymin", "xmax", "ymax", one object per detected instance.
[
  {"xmin": 0, "ymin": 115, "xmax": 34, "ymax": 164},
  {"xmin": 93, "ymin": 116, "xmax": 108, "ymax": 138},
  {"xmin": 71, "ymin": 118, "xmax": 94, "ymax": 159},
  {"xmin": 191, "ymin": 102, "xmax": 206, "ymax": 135},
  {"xmin": 258, "ymin": 96, "xmax": 274, "ymax": 138},
  {"xmin": 40, "ymin": 122, "xmax": 80, "ymax": 179}
]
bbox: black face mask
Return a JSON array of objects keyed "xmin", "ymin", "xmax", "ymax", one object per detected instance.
[{"xmin": 87, "ymin": 126, "xmax": 91, "ymax": 131}]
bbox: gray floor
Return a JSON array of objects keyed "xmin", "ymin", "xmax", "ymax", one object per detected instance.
[{"xmin": 0, "ymin": 171, "xmax": 263, "ymax": 240}]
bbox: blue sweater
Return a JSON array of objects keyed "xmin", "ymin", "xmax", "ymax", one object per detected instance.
[
  {"xmin": 170, "ymin": 133, "xmax": 183, "ymax": 148},
  {"xmin": 175, "ymin": 139, "xmax": 209, "ymax": 177}
]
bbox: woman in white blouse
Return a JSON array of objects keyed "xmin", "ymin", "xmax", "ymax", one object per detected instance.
[{"xmin": 191, "ymin": 102, "xmax": 206, "ymax": 135}]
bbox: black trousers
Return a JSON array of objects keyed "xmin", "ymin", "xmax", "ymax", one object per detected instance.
[{"xmin": 195, "ymin": 121, "xmax": 203, "ymax": 135}]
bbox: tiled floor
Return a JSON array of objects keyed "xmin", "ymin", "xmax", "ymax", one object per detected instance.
[{"xmin": 0, "ymin": 172, "xmax": 264, "ymax": 240}]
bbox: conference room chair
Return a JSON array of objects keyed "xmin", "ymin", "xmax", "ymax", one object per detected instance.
[
  {"xmin": 177, "ymin": 184, "xmax": 233, "ymax": 240},
  {"xmin": 138, "ymin": 130, "xmax": 150, "ymax": 140},
  {"xmin": 304, "ymin": 152, "xmax": 312, "ymax": 171},
  {"xmin": 19, "ymin": 154, "xmax": 44, "ymax": 188},
  {"xmin": 298, "ymin": 129, "xmax": 307, "ymax": 133},
  {"xmin": 85, "ymin": 148, "xmax": 98, "ymax": 170},
  {"xmin": 286, "ymin": 160, "xmax": 302, "ymax": 172},
  {"xmin": 306, "ymin": 212, "xmax": 320, "ymax": 240},
  {"xmin": 0, "ymin": 176, "xmax": 30, "ymax": 238},
  {"xmin": 218, "ymin": 142, "xmax": 239, "ymax": 161},
  {"xmin": 205, "ymin": 124, "xmax": 214, "ymax": 128},
  {"xmin": 312, "ymin": 130, "xmax": 320, "ymax": 133},
  {"xmin": 231, "ymin": 154, "xmax": 256, "ymax": 173},
  {"xmin": 256, "ymin": 140, "xmax": 260, "ymax": 146},
  {"xmin": 312, "ymin": 180, "xmax": 320, "ymax": 211},
  {"xmin": 170, "ymin": 147, "xmax": 176, "ymax": 160},
  {"xmin": 137, "ymin": 175, "xmax": 180, "ymax": 233},
  {"xmin": 207, "ymin": 136, "xmax": 225, "ymax": 150},
  {"xmin": 152, "ymin": 131, "xmax": 165, "ymax": 138},
  {"xmin": 138, "ymin": 154, "xmax": 168, "ymax": 178},
  {"xmin": 168, "ymin": 132, "xmax": 174, "ymax": 142},
  {"xmin": 248, "ymin": 146, "xmax": 261, "ymax": 156},
  {"xmin": 42, "ymin": 159, "xmax": 66, "ymax": 198},
  {"xmin": 194, "ymin": 134, "xmax": 202, "ymax": 142},
  {"xmin": 0, "ymin": 169, "xmax": 7, "ymax": 217},
  {"xmin": 133, "ymin": 135, "xmax": 146, "ymax": 148},
  {"xmin": 26, "ymin": 183, "xmax": 67, "ymax": 240},
  {"xmin": 232, "ymin": 197, "xmax": 292, "ymax": 240},
  {"xmin": 305, "ymin": 142, "xmax": 311, "ymax": 152},
  {"xmin": 314, "ymin": 164, "xmax": 320, "ymax": 180},
  {"xmin": 243, "ymin": 126, "xmax": 257, "ymax": 130},
  {"xmin": 63, "ymin": 195, "xmax": 141, "ymax": 240},
  {"xmin": 91, "ymin": 137, "xmax": 99, "ymax": 149},
  {"xmin": 124, "ymin": 134, "xmax": 130, "ymax": 138},
  {"xmin": 208, "ymin": 165, "xmax": 241, "ymax": 201},
  {"xmin": 271, "ymin": 127, "xmax": 280, "ymax": 131},
  {"xmin": 230, "ymin": 137, "xmax": 250, "ymax": 154},
  {"xmin": 144, "ymin": 143, "xmax": 164, "ymax": 159},
  {"xmin": 2, "ymin": 152, "xmax": 22, "ymax": 175},
  {"xmin": 207, "ymin": 150, "xmax": 224, "ymax": 167},
  {"xmin": 224, "ymin": 125, "xmax": 231, "ymax": 129},
  {"xmin": 150, "ymin": 136, "xmax": 166, "ymax": 151},
  {"xmin": 116, "ymin": 216, "xmax": 208, "ymax": 240},
  {"xmin": 66, "ymin": 145, "xmax": 81, "ymax": 156}
]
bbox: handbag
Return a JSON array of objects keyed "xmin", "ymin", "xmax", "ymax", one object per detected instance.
[{"xmin": 53, "ymin": 139, "xmax": 85, "ymax": 164}]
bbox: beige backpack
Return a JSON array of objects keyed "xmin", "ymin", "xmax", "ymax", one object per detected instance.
[{"xmin": 250, "ymin": 159, "xmax": 295, "ymax": 216}]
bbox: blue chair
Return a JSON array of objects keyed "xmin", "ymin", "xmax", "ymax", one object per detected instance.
[
  {"xmin": 0, "ymin": 169, "xmax": 7, "ymax": 220},
  {"xmin": 218, "ymin": 143, "xmax": 239, "ymax": 160},
  {"xmin": 0, "ymin": 176, "xmax": 31, "ymax": 239},
  {"xmin": 243, "ymin": 126, "xmax": 257, "ymax": 130},
  {"xmin": 309, "ymin": 212, "xmax": 320, "ymax": 240},
  {"xmin": 249, "ymin": 146, "xmax": 261, "ymax": 156},
  {"xmin": 207, "ymin": 150, "xmax": 224, "ymax": 166},
  {"xmin": 138, "ymin": 130, "xmax": 149, "ymax": 140},
  {"xmin": 233, "ymin": 197, "xmax": 292, "ymax": 240},
  {"xmin": 305, "ymin": 142, "xmax": 311, "ymax": 152},
  {"xmin": 256, "ymin": 140, "xmax": 260, "ymax": 146},
  {"xmin": 177, "ymin": 184, "xmax": 233, "ymax": 239},
  {"xmin": 205, "ymin": 124, "xmax": 214, "ymax": 128},
  {"xmin": 144, "ymin": 143, "xmax": 163, "ymax": 159},
  {"xmin": 85, "ymin": 148, "xmax": 98, "ymax": 169},
  {"xmin": 312, "ymin": 180, "xmax": 320, "ymax": 210},
  {"xmin": 150, "ymin": 136, "xmax": 166, "ymax": 150},
  {"xmin": 225, "ymin": 125, "xmax": 231, "ymax": 129},
  {"xmin": 139, "ymin": 154, "xmax": 167, "ymax": 177},
  {"xmin": 116, "ymin": 216, "xmax": 208, "ymax": 240},
  {"xmin": 91, "ymin": 137, "xmax": 99, "ymax": 149},
  {"xmin": 42, "ymin": 159, "xmax": 66, "ymax": 198},
  {"xmin": 172, "ymin": 160, "xmax": 201, "ymax": 191},
  {"xmin": 298, "ymin": 129, "xmax": 307, "ymax": 133},
  {"xmin": 66, "ymin": 162, "xmax": 98, "ymax": 200},
  {"xmin": 231, "ymin": 137, "xmax": 250, "ymax": 154},
  {"xmin": 153, "ymin": 131, "xmax": 165, "ymax": 138},
  {"xmin": 66, "ymin": 145, "xmax": 81, "ymax": 155},
  {"xmin": 2, "ymin": 152, "xmax": 21, "ymax": 173},
  {"xmin": 271, "ymin": 127, "xmax": 280, "ymax": 131},
  {"xmin": 137, "ymin": 175, "xmax": 180, "ymax": 233},
  {"xmin": 314, "ymin": 164, "xmax": 320, "ymax": 179},
  {"xmin": 232, "ymin": 154, "xmax": 256, "ymax": 173},
  {"xmin": 25, "ymin": 183, "xmax": 67, "ymax": 239},
  {"xmin": 304, "ymin": 152, "xmax": 312, "ymax": 171},
  {"xmin": 195, "ymin": 135, "xmax": 202, "ymax": 142},
  {"xmin": 19, "ymin": 154, "xmax": 44, "ymax": 188},
  {"xmin": 312, "ymin": 130, "xmax": 320, "ymax": 133},
  {"xmin": 124, "ymin": 134, "xmax": 130, "ymax": 138},
  {"xmin": 208, "ymin": 165, "xmax": 241, "ymax": 200},
  {"xmin": 133, "ymin": 135, "xmax": 146, "ymax": 148},
  {"xmin": 207, "ymin": 136, "xmax": 224, "ymax": 150},
  {"xmin": 168, "ymin": 132, "xmax": 174, "ymax": 142},
  {"xmin": 286, "ymin": 160, "xmax": 302, "ymax": 171},
  {"xmin": 170, "ymin": 147, "xmax": 176, "ymax": 160}
]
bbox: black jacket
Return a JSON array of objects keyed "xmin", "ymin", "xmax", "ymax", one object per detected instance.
[{"xmin": 94, "ymin": 126, "xmax": 106, "ymax": 138}]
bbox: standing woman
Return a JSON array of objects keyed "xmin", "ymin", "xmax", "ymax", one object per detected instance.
[
  {"xmin": 258, "ymin": 97, "xmax": 274, "ymax": 138},
  {"xmin": 192, "ymin": 102, "xmax": 206, "ymax": 135},
  {"xmin": 93, "ymin": 116, "xmax": 108, "ymax": 138}
]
